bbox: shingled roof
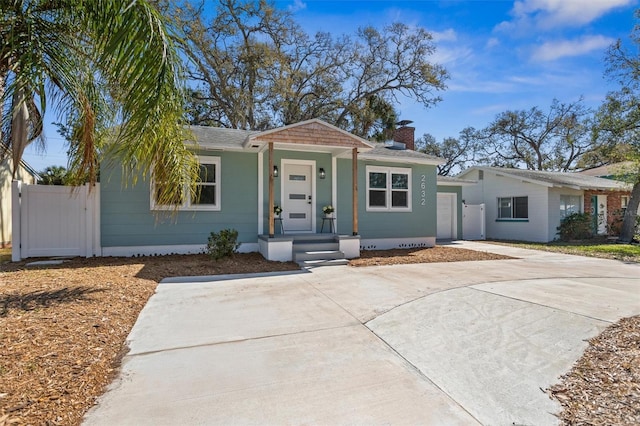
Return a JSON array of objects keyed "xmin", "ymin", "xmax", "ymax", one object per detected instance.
[
  {"xmin": 459, "ymin": 166, "xmax": 631, "ymax": 191},
  {"xmin": 185, "ymin": 123, "xmax": 445, "ymax": 165},
  {"xmin": 359, "ymin": 144, "xmax": 443, "ymax": 165},
  {"xmin": 186, "ymin": 126, "xmax": 257, "ymax": 149}
]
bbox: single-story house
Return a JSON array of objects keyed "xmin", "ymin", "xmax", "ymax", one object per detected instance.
[
  {"xmin": 1, "ymin": 147, "xmax": 39, "ymax": 247},
  {"xmin": 458, "ymin": 166, "xmax": 632, "ymax": 242},
  {"xmin": 580, "ymin": 162, "xmax": 640, "ymax": 235},
  {"xmin": 100, "ymin": 119, "xmax": 447, "ymax": 262}
]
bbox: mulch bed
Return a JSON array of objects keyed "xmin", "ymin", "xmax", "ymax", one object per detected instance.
[
  {"xmin": 548, "ymin": 315, "xmax": 640, "ymax": 425},
  {"xmin": 0, "ymin": 248, "xmax": 638, "ymax": 425},
  {"xmin": 349, "ymin": 245, "xmax": 513, "ymax": 266},
  {"xmin": 0, "ymin": 253, "xmax": 298, "ymax": 425}
]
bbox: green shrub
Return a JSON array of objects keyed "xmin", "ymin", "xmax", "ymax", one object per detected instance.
[
  {"xmin": 557, "ymin": 213, "xmax": 593, "ymax": 241},
  {"xmin": 206, "ymin": 228, "xmax": 240, "ymax": 260}
]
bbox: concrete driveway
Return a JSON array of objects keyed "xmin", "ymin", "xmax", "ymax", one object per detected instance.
[{"xmin": 83, "ymin": 242, "xmax": 640, "ymax": 425}]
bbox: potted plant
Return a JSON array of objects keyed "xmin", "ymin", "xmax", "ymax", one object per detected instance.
[
  {"xmin": 274, "ymin": 205, "xmax": 283, "ymax": 217},
  {"xmin": 322, "ymin": 205, "xmax": 335, "ymax": 217}
]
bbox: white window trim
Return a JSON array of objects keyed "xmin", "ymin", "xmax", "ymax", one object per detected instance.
[
  {"xmin": 366, "ymin": 165, "xmax": 412, "ymax": 212},
  {"xmin": 150, "ymin": 156, "xmax": 221, "ymax": 211},
  {"xmin": 497, "ymin": 196, "xmax": 528, "ymax": 220},
  {"xmin": 559, "ymin": 194, "xmax": 582, "ymax": 218},
  {"xmin": 621, "ymin": 195, "xmax": 630, "ymax": 210}
]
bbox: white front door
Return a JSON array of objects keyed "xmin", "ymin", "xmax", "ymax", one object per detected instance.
[{"xmin": 282, "ymin": 162, "xmax": 314, "ymax": 232}]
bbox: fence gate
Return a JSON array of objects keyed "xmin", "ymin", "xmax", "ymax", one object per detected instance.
[
  {"xmin": 12, "ymin": 181, "xmax": 101, "ymax": 261},
  {"xmin": 462, "ymin": 203, "xmax": 485, "ymax": 240}
]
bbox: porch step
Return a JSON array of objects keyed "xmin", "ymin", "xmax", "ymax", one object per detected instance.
[
  {"xmin": 294, "ymin": 250, "xmax": 345, "ymax": 262},
  {"xmin": 300, "ymin": 258, "xmax": 349, "ymax": 267},
  {"xmin": 290, "ymin": 233, "xmax": 338, "ymax": 242},
  {"xmin": 293, "ymin": 241, "xmax": 339, "ymax": 252},
  {"xmin": 292, "ymin": 237, "xmax": 347, "ymax": 267}
]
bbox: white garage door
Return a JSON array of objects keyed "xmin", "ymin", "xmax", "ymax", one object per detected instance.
[{"xmin": 437, "ymin": 193, "xmax": 456, "ymax": 239}]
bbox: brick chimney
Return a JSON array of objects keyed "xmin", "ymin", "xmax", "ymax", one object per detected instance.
[{"xmin": 393, "ymin": 125, "xmax": 415, "ymax": 151}]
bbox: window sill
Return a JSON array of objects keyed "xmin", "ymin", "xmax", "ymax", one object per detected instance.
[
  {"xmin": 151, "ymin": 206, "xmax": 221, "ymax": 212},
  {"xmin": 496, "ymin": 218, "xmax": 529, "ymax": 222},
  {"xmin": 366, "ymin": 208, "xmax": 412, "ymax": 213}
]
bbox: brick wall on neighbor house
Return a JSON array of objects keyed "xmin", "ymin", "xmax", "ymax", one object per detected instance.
[{"xmin": 583, "ymin": 190, "xmax": 628, "ymax": 235}]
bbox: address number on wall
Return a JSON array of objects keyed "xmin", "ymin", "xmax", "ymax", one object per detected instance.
[{"xmin": 420, "ymin": 174, "xmax": 426, "ymax": 206}]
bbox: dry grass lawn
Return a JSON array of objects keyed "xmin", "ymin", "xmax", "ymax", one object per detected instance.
[{"xmin": 0, "ymin": 246, "xmax": 638, "ymax": 425}]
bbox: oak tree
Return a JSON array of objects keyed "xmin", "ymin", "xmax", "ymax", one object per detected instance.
[
  {"xmin": 476, "ymin": 99, "xmax": 595, "ymax": 172},
  {"xmin": 172, "ymin": 0, "xmax": 448, "ymax": 135}
]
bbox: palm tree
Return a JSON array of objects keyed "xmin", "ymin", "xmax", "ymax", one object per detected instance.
[
  {"xmin": 39, "ymin": 165, "xmax": 68, "ymax": 185},
  {"xmin": 1, "ymin": 0, "xmax": 198, "ymax": 204}
]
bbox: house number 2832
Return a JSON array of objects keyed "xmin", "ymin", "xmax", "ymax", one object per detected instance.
[{"xmin": 420, "ymin": 174, "xmax": 426, "ymax": 206}]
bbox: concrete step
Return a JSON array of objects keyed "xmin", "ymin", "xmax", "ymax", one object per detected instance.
[
  {"xmin": 294, "ymin": 250, "xmax": 345, "ymax": 262},
  {"xmin": 290, "ymin": 234, "xmax": 338, "ymax": 242},
  {"xmin": 300, "ymin": 258, "xmax": 349, "ymax": 268},
  {"xmin": 292, "ymin": 241, "xmax": 339, "ymax": 252}
]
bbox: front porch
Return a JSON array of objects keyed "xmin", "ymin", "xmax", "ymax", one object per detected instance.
[
  {"xmin": 258, "ymin": 233, "xmax": 360, "ymax": 264},
  {"xmin": 248, "ymin": 119, "xmax": 374, "ymax": 245}
]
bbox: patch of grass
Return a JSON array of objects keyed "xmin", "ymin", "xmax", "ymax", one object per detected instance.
[
  {"xmin": 0, "ymin": 247, "xmax": 11, "ymax": 263},
  {"xmin": 489, "ymin": 239, "xmax": 640, "ymax": 263}
]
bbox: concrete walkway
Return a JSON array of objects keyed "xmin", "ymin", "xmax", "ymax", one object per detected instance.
[{"xmin": 83, "ymin": 242, "xmax": 640, "ymax": 425}]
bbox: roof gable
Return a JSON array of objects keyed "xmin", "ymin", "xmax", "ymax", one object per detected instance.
[{"xmin": 245, "ymin": 119, "xmax": 374, "ymax": 150}]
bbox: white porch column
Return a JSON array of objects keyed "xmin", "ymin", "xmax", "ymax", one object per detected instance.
[{"xmin": 352, "ymin": 147, "xmax": 358, "ymax": 236}]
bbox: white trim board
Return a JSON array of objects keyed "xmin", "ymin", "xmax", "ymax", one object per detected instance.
[
  {"xmin": 257, "ymin": 151, "xmax": 264, "ymax": 235},
  {"xmin": 359, "ymin": 237, "xmax": 436, "ymax": 251},
  {"xmin": 102, "ymin": 243, "xmax": 259, "ymax": 258}
]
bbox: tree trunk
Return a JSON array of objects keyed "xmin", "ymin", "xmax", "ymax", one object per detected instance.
[
  {"xmin": 0, "ymin": 74, "xmax": 3, "ymax": 158},
  {"xmin": 619, "ymin": 180, "xmax": 640, "ymax": 243}
]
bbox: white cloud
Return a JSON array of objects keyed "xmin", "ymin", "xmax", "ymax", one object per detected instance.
[
  {"xmin": 497, "ymin": 0, "xmax": 633, "ymax": 31},
  {"xmin": 531, "ymin": 35, "xmax": 615, "ymax": 61},
  {"xmin": 288, "ymin": 0, "xmax": 307, "ymax": 13},
  {"xmin": 508, "ymin": 75, "xmax": 546, "ymax": 85},
  {"xmin": 471, "ymin": 103, "xmax": 513, "ymax": 115},
  {"xmin": 432, "ymin": 28, "xmax": 457, "ymax": 42},
  {"xmin": 486, "ymin": 37, "xmax": 500, "ymax": 49},
  {"xmin": 447, "ymin": 78, "xmax": 517, "ymax": 94},
  {"xmin": 431, "ymin": 46, "xmax": 473, "ymax": 66}
]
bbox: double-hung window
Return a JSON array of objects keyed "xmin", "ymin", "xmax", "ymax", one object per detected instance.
[
  {"xmin": 559, "ymin": 195, "xmax": 581, "ymax": 218},
  {"xmin": 366, "ymin": 166, "xmax": 411, "ymax": 211},
  {"xmin": 497, "ymin": 196, "xmax": 528, "ymax": 219},
  {"xmin": 151, "ymin": 156, "xmax": 221, "ymax": 211}
]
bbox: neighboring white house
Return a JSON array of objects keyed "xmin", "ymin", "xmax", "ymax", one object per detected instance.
[
  {"xmin": 458, "ymin": 166, "xmax": 631, "ymax": 242},
  {"xmin": 1, "ymin": 149, "xmax": 39, "ymax": 247}
]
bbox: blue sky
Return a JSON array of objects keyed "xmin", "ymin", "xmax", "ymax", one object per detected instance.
[{"xmin": 23, "ymin": 0, "xmax": 638, "ymax": 171}]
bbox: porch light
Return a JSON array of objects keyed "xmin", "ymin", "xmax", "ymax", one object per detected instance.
[
  {"xmin": 273, "ymin": 165, "xmax": 279, "ymax": 178},
  {"xmin": 319, "ymin": 168, "xmax": 326, "ymax": 179}
]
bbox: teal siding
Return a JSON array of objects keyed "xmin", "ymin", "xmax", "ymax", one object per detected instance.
[
  {"xmin": 337, "ymin": 159, "xmax": 438, "ymax": 239},
  {"xmin": 101, "ymin": 149, "xmax": 439, "ymax": 247},
  {"xmin": 261, "ymin": 150, "xmax": 333, "ymax": 234},
  {"xmin": 437, "ymin": 185, "xmax": 463, "ymax": 238},
  {"xmin": 101, "ymin": 151, "xmax": 259, "ymax": 247}
]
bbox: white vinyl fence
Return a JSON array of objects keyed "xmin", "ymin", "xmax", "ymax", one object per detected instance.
[
  {"xmin": 462, "ymin": 203, "xmax": 486, "ymax": 240},
  {"xmin": 12, "ymin": 181, "xmax": 101, "ymax": 261}
]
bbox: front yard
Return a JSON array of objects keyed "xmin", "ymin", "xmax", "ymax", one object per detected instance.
[
  {"xmin": 0, "ymin": 246, "xmax": 638, "ymax": 425},
  {"xmin": 488, "ymin": 239, "xmax": 640, "ymax": 263}
]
